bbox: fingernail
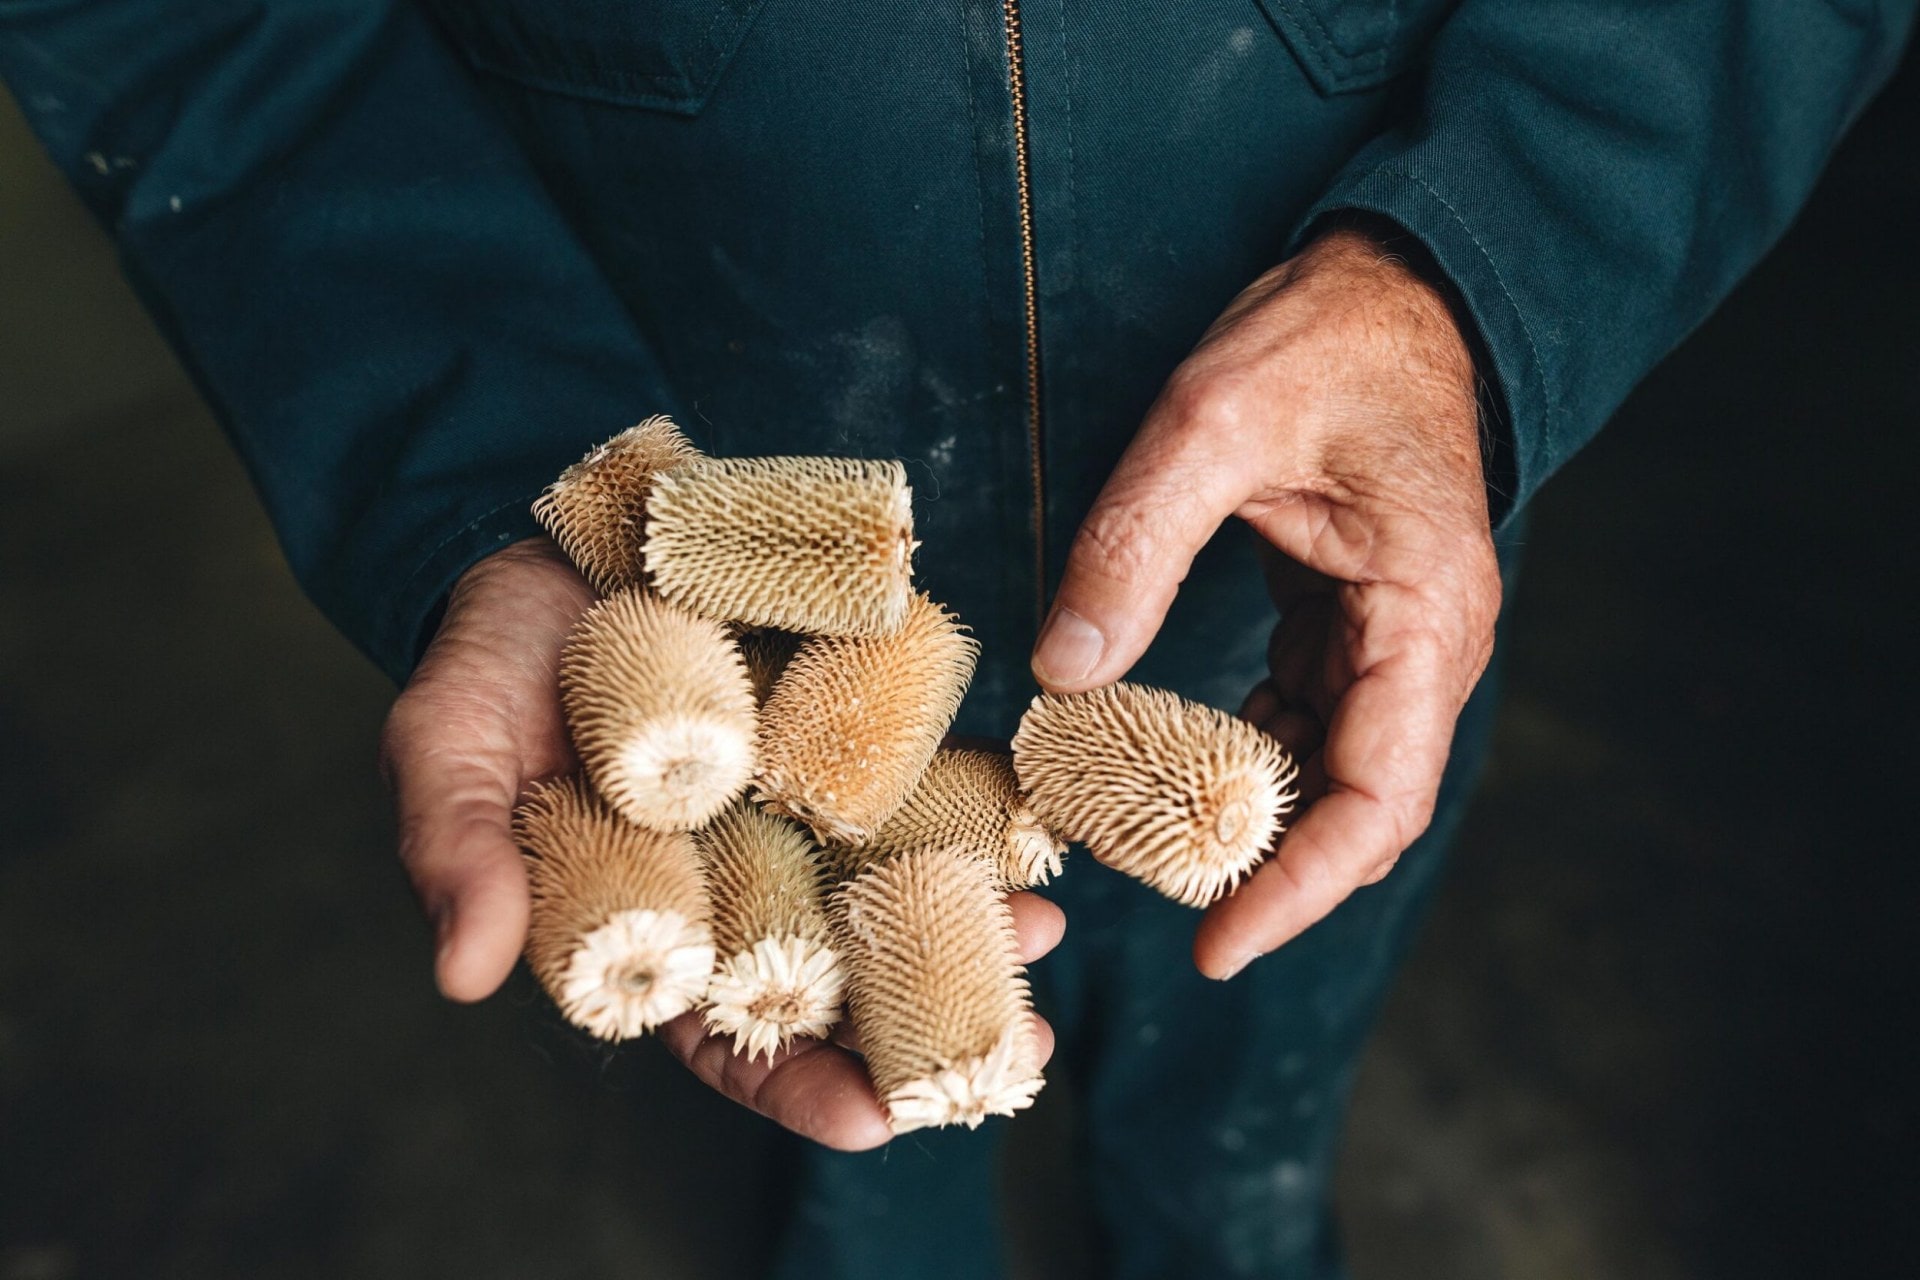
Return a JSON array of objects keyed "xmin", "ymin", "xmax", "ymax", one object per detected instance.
[
  {"xmin": 1214, "ymin": 951, "xmax": 1261, "ymax": 981},
  {"xmin": 1239, "ymin": 683, "xmax": 1280, "ymax": 724},
  {"xmin": 431, "ymin": 902, "xmax": 455, "ymax": 964},
  {"xmin": 1033, "ymin": 607, "xmax": 1106, "ymax": 687}
]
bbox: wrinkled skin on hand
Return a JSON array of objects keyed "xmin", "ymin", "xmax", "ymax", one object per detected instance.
[
  {"xmin": 1030, "ymin": 224, "xmax": 1501, "ymax": 980},
  {"xmin": 380, "ymin": 537, "xmax": 1061, "ymax": 1151}
]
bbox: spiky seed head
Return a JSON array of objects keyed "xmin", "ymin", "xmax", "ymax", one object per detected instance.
[
  {"xmin": 849, "ymin": 748, "xmax": 1067, "ymax": 890},
  {"xmin": 1011, "ymin": 683, "xmax": 1300, "ymax": 908},
  {"xmin": 515, "ymin": 776, "xmax": 715, "ymax": 1039},
  {"xmin": 736, "ymin": 627, "xmax": 803, "ymax": 707},
  {"xmin": 704, "ymin": 936, "xmax": 846, "ymax": 1065},
  {"xmin": 644, "ymin": 456, "xmax": 916, "ymax": 636},
  {"xmin": 833, "ymin": 848, "xmax": 1044, "ymax": 1133},
  {"xmin": 561, "ymin": 588, "xmax": 758, "ymax": 832},
  {"xmin": 694, "ymin": 802, "xmax": 844, "ymax": 1062},
  {"xmin": 754, "ymin": 594, "xmax": 979, "ymax": 845},
  {"xmin": 532, "ymin": 416, "xmax": 700, "ymax": 594}
]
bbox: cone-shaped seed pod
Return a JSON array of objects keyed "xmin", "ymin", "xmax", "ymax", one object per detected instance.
[
  {"xmin": 736, "ymin": 626, "xmax": 803, "ymax": 707},
  {"xmin": 645, "ymin": 456, "xmax": 915, "ymax": 636},
  {"xmin": 694, "ymin": 801, "xmax": 844, "ymax": 1063},
  {"xmin": 1011, "ymin": 682, "xmax": 1300, "ymax": 908},
  {"xmin": 755, "ymin": 594, "xmax": 979, "ymax": 845},
  {"xmin": 562, "ymin": 588, "xmax": 758, "ymax": 832},
  {"xmin": 515, "ymin": 776, "xmax": 715, "ymax": 1040},
  {"xmin": 532, "ymin": 416, "xmax": 700, "ymax": 594},
  {"xmin": 845, "ymin": 748, "xmax": 1067, "ymax": 890},
  {"xmin": 834, "ymin": 847, "xmax": 1043, "ymax": 1133}
]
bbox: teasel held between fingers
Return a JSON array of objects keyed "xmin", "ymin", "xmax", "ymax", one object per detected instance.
[
  {"xmin": 644, "ymin": 456, "xmax": 916, "ymax": 636},
  {"xmin": 694, "ymin": 801, "xmax": 845, "ymax": 1063},
  {"xmin": 848, "ymin": 748, "xmax": 1067, "ymax": 890},
  {"xmin": 515, "ymin": 776, "xmax": 716, "ymax": 1040},
  {"xmin": 735, "ymin": 626, "xmax": 804, "ymax": 707},
  {"xmin": 531, "ymin": 415, "xmax": 700, "ymax": 594},
  {"xmin": 1011, "ymin": 682, "xmax": 1300, "ymax": 908},
  {"xmin": 561, "ymin": 588, "xmax": 758, "ymax": 831},
  {"xmin": 755, "ymin": 594, "xmax": 979, "ymax": 845},
  {"xmin": 834, "ymin": 847, "xmax": 1044, "ymax": 1133}
]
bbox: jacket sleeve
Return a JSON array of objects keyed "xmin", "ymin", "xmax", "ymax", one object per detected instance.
[
  {"xmin": 0, "ymin": 0, "xmax": 682, "ymax": 682},
  {"xmin": 1291, "ymin": 0, "xmax": 1915, "ymax": 524}
]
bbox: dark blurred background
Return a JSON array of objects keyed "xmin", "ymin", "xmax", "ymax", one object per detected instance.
[{"xmin": 2, "ymin": 41, "xmax": 1916, "ymax": 1280}]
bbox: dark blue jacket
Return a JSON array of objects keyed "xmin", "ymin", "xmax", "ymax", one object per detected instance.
[{"xmin": 3, "ymin": 1, "xmax": 1910, "ymax": 719}]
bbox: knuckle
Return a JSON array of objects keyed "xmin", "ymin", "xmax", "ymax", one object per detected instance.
[
  {"xmin": 1164, "ymin": 369, "xmax": 1255, "ymax": 436},
  {"xmin": 1073, "ymin": 500, "xmax": 1169, "ymax": 585}
]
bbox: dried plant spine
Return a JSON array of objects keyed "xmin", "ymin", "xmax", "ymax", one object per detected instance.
[
  {"xmin": 695, "ymin": 801, "xmax": 844, "ymax": 1063},
  {"xmin": 755, "ymin": 594, "xmax": 979, "ymax": 845},
  {"xmin": 1011, "ymin": 683, "xmax": 1299, "ymax": 907},
  {"xmin": 562, "ymin": 588, "xmax": 757, "ymax": 831},
  {"xmin": 851, "ymin": 748, "xmax": 1066, "ymax": 890},
  {"xmin": 735, "ymin": 627, "xmax": 803, "ymax": 707},
  {"xmin": 532, "ymin": 415, "xmax": 700, "ymax": 594},
  {"xmin": 834, "ymin": 848, "xmax": 1043, "ymax": 1133},
  {"xmin": 645, "ymin": 456, "xmax": 916, "ymax": 636},
  {"xmin": 515, "ymin": 776, "xmax": 715, "ymax": 1040}
]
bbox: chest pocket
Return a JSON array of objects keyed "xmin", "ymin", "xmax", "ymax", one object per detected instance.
[
  {"xmin": 425, "ymin": 0, "xmax": 770, "ymax": 114},
  {"xmin": 1254, "ymin": 0, "xmax": 1460, "ymax": 95}
]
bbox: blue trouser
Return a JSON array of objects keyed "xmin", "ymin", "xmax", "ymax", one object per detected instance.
[{"xmin": 771, "ymin": 531, "xmax": 1519, "ymax": 1280}]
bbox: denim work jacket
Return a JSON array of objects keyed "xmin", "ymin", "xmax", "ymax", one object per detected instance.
[{"xmin": 2, "ymin": 0, "xmax": 1910, "ymax": 722}]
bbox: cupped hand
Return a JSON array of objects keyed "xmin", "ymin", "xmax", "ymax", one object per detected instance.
[
  {"xmin": 1029, "ymin": 224, "xmax": 1502, "ymax": 979},
  {"xmin": 380, "ymin": 536, "xmax": 1063, "ymax": 1149}
]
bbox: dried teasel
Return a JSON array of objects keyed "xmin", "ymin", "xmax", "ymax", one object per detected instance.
[
  {"xmin": 834, "ymin": 847, "xmax": 1043, "ymax": 1133},
  {"xmin": 735, "ymin": 626, "xmax": 804, "ymax": 707},
  {"xmin": 694, "ymin": 801, "xmax": 844, "ymax": 1063},
  {"xmin": 515, "ymin": 776, "xmax": 715, "ymax": 1040},
  {"xmin": 561, "ymin": 588, "xmax": 757, "ymax": 831},
  {"xmin": 755, "ymin": 594, "xmax": 978, "ymax": 845},
  {"xmin": 532, "ymin": 415, "xmax": 700, "ymax": 594},
  {"xmin": 644, "ymin": 456, "xmax": 916, "ymax": 636},
  {"xmin": 841, "ymin": 748, "xmax": 1066, "ymax": 890},
  {"xmin": 1011, "ymin": 682, "xmax": 1299, "ymax": 908}
]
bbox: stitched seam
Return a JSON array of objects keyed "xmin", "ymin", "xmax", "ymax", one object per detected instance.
[
  {"xmin": 958, "ymin": 4, "xmax": 997, "ymax": 397},
  {"xmin": 1279, "ymin": 0, "xmax": 1391, "ymax": 68},
  {"xmin": 1057, "ymin": 0, "xmax": 1079, "ymax": 311},
  {"xmin": 693, "ymin": 0, "xmax": 747, "ymax": 78},
  {"xmin": 1371, "ymin": 165, "xmax": 1555, "ymax": 443},
  {"xmin": 388, "ymin": 492, "xmax": 541, "ymax": 636}
]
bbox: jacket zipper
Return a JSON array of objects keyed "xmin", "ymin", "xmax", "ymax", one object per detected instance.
[{"xmin": 999, "ymin": 0, "xmax": 1047, "ymax": 628}]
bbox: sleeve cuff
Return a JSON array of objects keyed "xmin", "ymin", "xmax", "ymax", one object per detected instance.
[
  {"xmin": 371, "ymin": 495, "xmax": 546, "ymax": 685},
  {"xmin": 1288, "ymin": 164, "xmax": 1558, "ymax": 528}
]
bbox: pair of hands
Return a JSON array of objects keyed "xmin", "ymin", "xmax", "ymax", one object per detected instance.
[{"xmin": 379, "ymin": 226, "xmax": 1501, "ymax": 1150}]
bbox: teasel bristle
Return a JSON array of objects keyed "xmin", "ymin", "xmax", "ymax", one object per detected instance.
[
  {"xmin": 644, "ymin": 456, "xmax": 916, "ymax": 636},
  {"xmin": 695, "ymin": 801, "xmax": 844, "ymax": 1063},
  {"xmin": 515, "ymin": 776, "xmax": 715, "ymax": 1040},
  {"xmin": 532, "ymin": 415, "xmax": 700, "ymax": 594},
  {"xmin": 843, "ymin": 748, "xmax": 1066, "ymax": 890},
  {"xmin": 754, "ymin": 594, "xmax": 978, "ymax": 845},
  {"xmin": 561, "ymin": 588, "xmax": 757, "ymax": 831},
  {"xmin": 1011, "ymin": 682, "xmax": 1299, "ymax": 907},
  {"xmin": 833, "ymin": 848, "xmax": 1044, "ymax": 1133}
]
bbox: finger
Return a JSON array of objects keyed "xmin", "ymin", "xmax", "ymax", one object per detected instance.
[
  {"xmin": 1238, "ymin": 680, "xmax": 1281, "ymax": 725},
  {"xmin": 1032, "ymin": 393, "xmax": 1249, "ymax": 691},
  {"xmin": 659, "ymin": 1015, "xmax": 895, "ymax": 1151},
  {"xmin": 384, "ymin": 714, "xmax": 528, "ymax": 1003},
  {"xmin": 1006, "ymin": 891, "xmax": 1066, "ymax": 963},
  {"xmin": 1194, "ymin": 581, "xmax": 1468, "ymax": 978},
  {"xmin": 1265, "ymin": 596, "xmax": 1335, "ymax": 702},
  {"xmin": 661, "ymin": 1011, "xmax": 1061, "ymax": 1149},
  {"xmin": 1256, "ymin": 705, "xmax": 1326, "ymax": 765}
]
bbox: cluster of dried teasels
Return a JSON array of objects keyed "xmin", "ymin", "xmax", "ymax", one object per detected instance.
[{"xmin": 516, "ymin": 416, "xmax": 1300, "ymax": 1133}]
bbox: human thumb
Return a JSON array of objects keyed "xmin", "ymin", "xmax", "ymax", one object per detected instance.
[{"xmin": 1031, "ymin": 417, "xmax": 1246, "ymax": 692}]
